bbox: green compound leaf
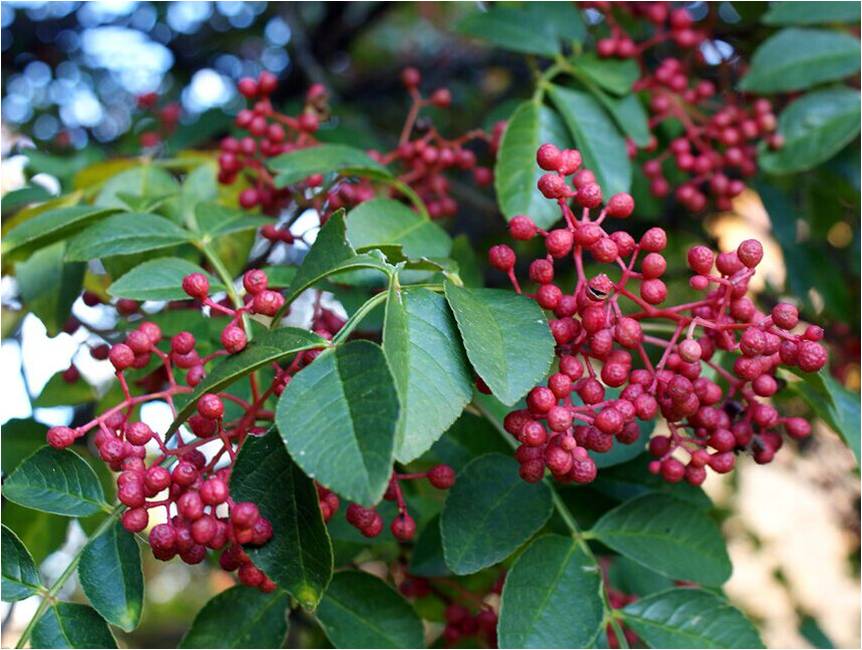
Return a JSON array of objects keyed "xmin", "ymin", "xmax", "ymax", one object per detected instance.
[
  {"xmin": 1, "ymin": 524, "xmax": 42, "ymax": 602},
  {"xmin": 179, "ymin": 585, "xmax": 291, "ymax": 648},
  {"xmin": 230, "ymin": 428, "xmax": 333, "ymax": 610},
  {"xmin": 65, "ymin": 212, "xmax": 193, "ymax": 261},
  {"xmin": 762, "ymin": 1, "xmax": 860, "ymax": 25},
  {"xmin": 574, "ymin": 53, "xmax": 640, "ymax": 95},
  {"xmin": 408, "ymin": 515, "xmax": 448, "ymax": 578},
  {"xmin": 32, "ymin": 602, "xmax": 117, "ymax": 649},
  {"xmin": 16, "ymin": 241, "xmax": 85, "ymax": 337},
  {"xmin": 276, "ymin": 340, "xmax": 400, "ymax": 506},
  {"xmin": 548, "ymin": 84, "xmax": 632, "ymax": 195},
  {"xmin": 444, "ymin": 281, "xmax": 555, "ymax": 406},
  {"xmin": 193, "ymin": 203, "xmax": 270, "ymax": 238},
  {"xmin": 270, "ymin": 144, "xmax": 392, "ymax": 187},
  {"xmin": 108, "ymin": 258, "xmax": 223, "ymax": 301},
  {"xmin": 739, "ymin": 28, "xmax": 861, "ymax": 93},
  {"xmin": 346, "ymin": 198, "xmax": 452, "ymax": 259},
  {"xmin": 441, "ymin": 453, "xmax": 553, "ymax": 575},
  {"xmin": 78, "ymin": 520, "xmax": 143, "ymax": 632},
  {"xmin": 2, "ymin": 205, "xmax": 116, "ymax": 257},
  {"xmin": 315, "ymin": 570, "xmax": 424, "ymax": 649},
  {"xmin": 494, "ymin": 101, "xmax": 572, "ymax": 229},
  {"xmin": 498, "ymin": 535, "xmax": 604, "ymax": 648},
  {"xmin": 621, "ymin": 588, "xmax": 765, "ymax": 648},
  {"xmin": 594, "ymin": 90, "xmax": 652, "ymax": 148},
  {"xmin": 384, "ymin": 285, "xmax": 473, "ymax": 463},
  {"xmin": 4, "ymin": 447, "xmax": 107, "ymax": 517},
  {"xmin": 93, "ymin": 165, "xmax": 179, "ymax": 209},
  {"xmin": 167, "ymin": 327, "xmax": 326, "ymax": 436},
  {"xmin": 589, "ymin": 493, "xmax": 731, "ymax": 586},
  {"xmin": 760, "ymin": 87, "xmax": 861, "ymax": 174}
]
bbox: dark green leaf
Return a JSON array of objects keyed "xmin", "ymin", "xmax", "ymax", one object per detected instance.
[
  {"xmin": 270, "ymin": 144, "xmax": 392, "ymax": 187},
  {"xmin": 495, "ymin": 101, "xmax": 573, "ymax": 229},
  {"xmin": 763, "ymin": 2, "xmax": 860, "ymax": 26},
  {"xmin": 282, "ymin": 210, "xmax": 392, "ymax": 308},
  {"xmin": 595, "ymin": 91, "xmax": 652, "ymax": 147},
  {"xmin": 799, "ymin": 615, "xmax": 835, "ymax": 649},
  {"xmin": 315, "ymin": 570, "xmax": 423, "ymax": 649},
  {"xmin": 784, "ymin": 368, "xmax": 860, "ymax": 462},
  {"xmin": 1, "ymin": 418, "xmax": 48, "ymax": 476},
  {"xmin": 441, "ymin": 453, "xmax": 553, "ymax": 575},
  {"xmin": 591, "ymin": 413, "xmax": 653, "ymax": 469},
  {"xmin": 429, "ymin": 410, "xmax": 512, "ymax": 472},
  {"xmin": 1, "ymin": 504, "xmax": 68, "ymax": 564},
  {"xmin": 384, "ymin": 286, "xmax": 472, "ymax": 463},
  {"xmin": 16, "ymin": 242, "xmax": 85, "ymax": 336},
  {"xmin": 179, "ymin": 585, "xmax": 291, "ymax": 648},
  {"xmin": 31, "ymin": 602, "xmax": 117, "ymax": 649},
  {"xmin": 94, "ymin": 165, "xmax": 179, "ymax": 209},
  {"xmin": 589, "ymin": 494, "xmax": 731, "ymax": 586},
  {"xmin": 621, "ymin": 588, "xmax": 764, "ymax": 648},
  {"xmin": 760, "ymin": 87, "xmax": 861, "ymax": 174},
  {"xmin": 607, "ymin": 555, "xmax": 674, "ymax": 597},
  {"xmin": 65, "ymin": 213, "xmax": 192, "ymax": 261},
  {"xmin": 168, "ymin": 327, "xmax": 326, "ymax": 435},
  {"xmin": 230, "ymin": 429, "xmax": 333, "ymax": 609},
  {"xmin": 590, "ymin": 456, "xmax": 712, "ymax": 510},
  {"xmin": 444, "ymin": 281, "xmax": 555, "ymax": 406},
  {"xmin": 458, "ymin": 6, "xmax": 561, "ymax": 57},
  {"xmin": 193, "ymin": 203, "xmax": 270, "ymax": 238},
  {"xmin": 498, "ymin": 535, "xmax": 604, "ymax": 648},
  {"xmin": 409, "ymin": 515, "xmax": 449, "ymax": 577},
  {"xmin": 260, "ymin": 266, "xmax": 297, "ymax": 288},
  {"xmin": 1, "ymin": 185, "xmax": 53, "ymax": 217},
  {"xmin": 450, "ymin": 235, "xmax": 483, "ymax": 288},
  {"xmin": 548, "ymin": 84, "xmax": 631, "ymax": 195},
  {"xmin": 740, "ymin": 28, "xmax": 861, "ymax": 92},
  {"xmin": 1, "ymin": 525, "xmax": 42, "ymax": 602},
  {"xmin": 347, "ymin": 198, "xmax": 452, "ymax": 259},
  {"xmin": 574, "ymin": 54, "xmax": 639, "ymax": 95},
  {"xmin": 108, "ymin": 258, "xmax": 223, "ymax": 301},
  {"xmin": 276, "ymin": 340, "xmax": 400, "ymax": 506},
  {"xmin": 78, "ymin": 520, "xmax": 143, "ymax": 631},
  {"xmin": 33, "ymin": 372, "xmax": 97, "ymax": 408},
  {"xmin": 3, "ymin": 447, "xmax": 107, "ymax": 517}
]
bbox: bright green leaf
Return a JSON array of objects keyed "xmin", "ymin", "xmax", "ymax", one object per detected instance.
[
  {"xmin": 548, "ymin": 84, "xmax": 631, "ymax": 195},
  {"xmin": 230, "ymin": 429, "xmax": 333, "ymax": 610},
  {"xmin": 315, "ymin": 571, "xmax": 423, "ymax": 649},
  {"xmin": 498, "ymin": 535, "xmax": 604, "ymax": 648},
  {"xmin": 458, "ymin": 6, "xmax": 561, "ymax": 57},
  {"xmin": 276, "ymin": 340, "xmax": 400, "ymax": 506},
  {"xmin": 495, "ymin": 101, "xmax": 572, "ymax": 229},
  {"xmin": 441, "ymin": 453, "xmax": 553, "ymax": 575},
  {"xmin": 3, "ymin": 447, "xmax": 107, "ymax": 517},
  {"xmin": 740, "ymin": 28, "xmax": 861, "ymax": 92},
  {"xmin": 270, "ymin": 144, "xmax": 391, "ymax": 187},
  {"xmin": 347, "ymin": 198, "xmax": 452, "ymax": 259},
  {"xmin": 16, "ymin": 241, "xmax": 85, "ymax": 336},
  {"xmin": 621, "ymin": 588, "xmax": 765, "ymax": 648},
  {"xmin": 33, "ymin": 372, "xmax": 97, "ymax": 408},
  {"xmin": 193, "ymin": 203, "xmax": 270, "ymax": 239},
  {"xmin": 595, "ymin": 90, "xmax": 652, "ymax": 147},
  {"xmin": 444, "ymin": 281, "xmax": 555, "ymax": 406},
  {"xmin": 31, "ymin": 602, "xmax": 117, "ymax": 649},
  {"xmin": 94, "ymin": 165, "xmax": 179, "ymax": 209},
  {"xmin": 65, "ymin": 212, "xmax": 192, "ymax": 261},
  {"xmin": 108, "ymin": 258, "xmax": 223, "ymax": 301},
  {"xmin": 1, "ymin": 525, "xmax": 42, "ymax": 602},
  {"xmin": 384, "ymin": 286, "xmax": 472, "ymax": 463},
  {"xmin": 589, "ymin": 494, "xmax": 731, "ymax": 586},
  {"xmin": 1, "ymin": 418, "xmax": 49, "ymax": 476},
  {"xmin": 760, "ymin": 87, "xmax": 861, "ymax": 174},
  {"xmin": 574, "ymin": 54, "xmax": 639, "ymax": 95},
  {"xmin": 179, "ymin": 585, "xmax": 291, "ymax": 648}
]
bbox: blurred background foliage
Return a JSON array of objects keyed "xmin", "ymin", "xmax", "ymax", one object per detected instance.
[{"xmin": 1, "ymin": 2, "xmax": 859, "ymax": 648}]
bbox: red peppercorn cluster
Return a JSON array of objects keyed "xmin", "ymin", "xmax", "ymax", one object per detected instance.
[
  {"xmin": 399, "ymin": 571, "xmax": 503, "ymax": 647},
  {"xmin": 135, "ymin": 91, "xmax": 181, "ymax": 149},
  {"xmin": 585, "ymin": 1, "xmax": 783, "ymax": 211},
  {"xmin": 490, "ymin": 143, "xmax": 827, "ymax": 486},
  {"xmin": 217, "ymin": 68, "xmax": 499, "ymax": 222},
  {"xmin": 342, "ymin": 464, "xmax": 456, "ymax": 541}
]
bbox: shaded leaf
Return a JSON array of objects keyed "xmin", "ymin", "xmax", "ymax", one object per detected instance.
[
  {"xmin": 763, "ymin": 1, "xmax": 860, "ymax": 25},
  {"xmin": 230, "ymin": 429, "xmax": 333, "ymax": 610},
  {"xmin": 1, "ymin": 525, "xmax": 42, "ymax": 602},
  {"xmin": 441, "ymin": 453, "xmax": 553, "ymax": 575},
  {"xmin": 31, "ymin": 602, "xmax": 117, "ymax": 649},
  {"xmin": 574, "ymin": 54, "xmax": 639, "ymax": 95},
  {"xmin": 315, "ymin": 571, "xmax": 423, "ymax": 649},
  {"xmin": 16, "ymin": 241, "xmax": 85, "ymax": 336},
  {"xmin": 409, "ymin": 515, "xmax": 449, "ymax": 577},
  {"xmin": 271, "ymin": 144, "xmax": 391, "ymax": 187}
]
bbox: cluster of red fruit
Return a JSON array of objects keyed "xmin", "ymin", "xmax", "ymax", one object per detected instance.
[
  {"xmin": 399, "ymin": 572, "xmax": 502, "ymax": 647},
  {"xmin": 489, "ymin": 143, "xmax": 827, "ymax": 486},
  {"xmin": 216, "ymin": 68, "xmax": 499, "ymax": 223},
  {"xmin": 341, "ymin": 465, "xmax": 456, "ymax": 541},
  {"xmin": 587, "ymin": 1, "xmax": 782, "ymax": 211},
  {"xmin": 135, "ymin": 91, "xmax": 182, "ymax": 149}
]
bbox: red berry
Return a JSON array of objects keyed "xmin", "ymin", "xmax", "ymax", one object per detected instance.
[
  {"xmin": 47, "ymin": 426, "xmax": 76, "ymax": 449},
  {"xmin": 182, "ymin": 273, "xmax": 210, "ymax": 300},
  {"xmin": 390, "ymin": 513, "xmax": 416, "ymax": 541},
  {"xmin": 427, "ymin": 465, "xmax": 456, "ymax": 489},
  {"xmin": 488, "ymin": 245, "xmax": 516, "ymax": 272},
  {"xmin": 198, "ymin": 393, "xmax": 224, "ymax": 419}
]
